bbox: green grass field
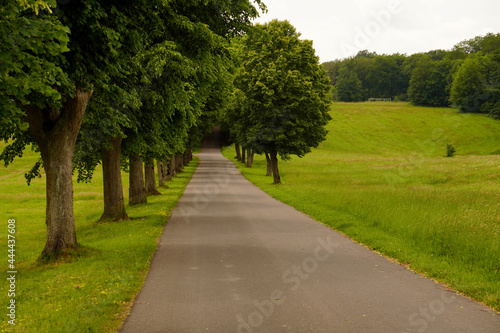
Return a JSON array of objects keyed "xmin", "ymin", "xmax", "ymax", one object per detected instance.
[
  {"xmin": 223, "ymin": 102, "xmax": 500, "ymax": 311},
  {"xmin": 0, "ymin": 145, "xmax": 197, "ymax": 332}
]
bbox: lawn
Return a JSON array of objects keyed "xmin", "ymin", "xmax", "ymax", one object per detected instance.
[
  {"xmin": 223, "ymin": 102, "xmax": 500, "ymax": 311},
  {"xmin": 0, "ymin": 143, "xmax": 198, "ymax": 332}
]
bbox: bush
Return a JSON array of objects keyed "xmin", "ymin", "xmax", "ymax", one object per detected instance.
[{"xmin": 446, "ymin": 144, "xmax": 456, "ymax": 157}]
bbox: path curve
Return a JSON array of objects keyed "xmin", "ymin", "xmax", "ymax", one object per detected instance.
[{"xmin": 121, "ymin": 129, "xmax": 499, "ymax": 333}]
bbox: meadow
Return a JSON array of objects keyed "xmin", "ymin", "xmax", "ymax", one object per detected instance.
[
  {"xmin": 223, "ymin": 102, "xmax": 500, "ymax": 311},
  {"xmin": 0, "ymin": 144, "xmax": 198, "ymax": 332}
]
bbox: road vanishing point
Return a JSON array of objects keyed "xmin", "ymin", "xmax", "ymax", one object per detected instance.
[{"xmin": 121, "ymin": 129, "xmax": 499, "ymax": 333}]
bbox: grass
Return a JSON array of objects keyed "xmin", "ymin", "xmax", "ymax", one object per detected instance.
[
  {"xmin": 222, "ymin": 102, "xmax": 500, "ymax": 311},
  {"xmin": 0, "ymin": 143, "xmax": 198, "ymax": 333}
]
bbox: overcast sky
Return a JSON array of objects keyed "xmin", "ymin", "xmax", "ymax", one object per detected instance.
[{"xmin": 252, "ymin": 0, "xmax": 500, "ymax": 62}]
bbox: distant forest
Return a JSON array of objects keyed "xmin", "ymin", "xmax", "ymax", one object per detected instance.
[{"xmin": 322, "ymin": 33, "xmax": 500, "ymax": 117}]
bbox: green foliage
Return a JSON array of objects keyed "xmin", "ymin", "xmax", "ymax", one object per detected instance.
[
  {"xmin": 408, "ymin": 55, "xmax": 455, "ymax": 107},
  {"xmin": 450, "ymin": 52, "xmax": 491, "ymax": 113},
  {"xmin": 233, "ymin": 20, "xmax": 332, "ymax": 158},
  {"xmin": 323, "ymin": 33, "xmax": 500, "ymax": 109},
  {"xmin": 446, "ymin": 144, "xmax": 456, "ymax": 157},
  {"xmin": 0, "ymin": 1, "xmax": 71, "ymax": 134},
  {"xmin": 334, "ymin": 67, "xmax": 363, "ymax": 102}
]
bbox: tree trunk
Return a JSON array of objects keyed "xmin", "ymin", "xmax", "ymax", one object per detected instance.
[
  {"xmin": 246, "ymin": 148, "xmax": 254, "ymax": 168},
  {"xmin": 129, "ymin": 155, "xmax": 147, "ymax": 205},
  {"xmin": 169, "ymin": 155, "xmax": 176, "ymax": 178},
  {"xmin": 265, "ymin": 152, "xmax": 272, "ymax": 177},
  {"xmin": 183, "ymin": 152, "xmax": 190, "ymax": 166},
  {"xmin": 24, "ymin": 87, "xmax": 93, "ymax": 258},
  {"xmin": 235, "ymin": 143, "xmax": 241, "ymax": 161},
  {"xmin": 241, "ymin": 147, "xmax": 246, "ymax": 163},
  {"xmin": 157, "ymin": 160, "xmax": 166, "ymax": 187},
  {"xmin": 269, "ymin": 148, "xmax": 281, "ymax": 184},
  {"xmin": 100, "ymin": 135, "xmax": 128, "ymax": 222},
  {"xmin": 175, "ymin": 154, "xmax": 184, "ymax": 173},
  {"xmin": 145, "ymin": 159, "xmax": 161, "ymax": 196},
  {"xmin": 164, "ymin": 159, "xmax": 172, "ymax": 181}
]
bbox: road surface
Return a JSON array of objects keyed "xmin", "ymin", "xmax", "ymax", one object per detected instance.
[{"xmin": 121, "ymin": 129, "xmax": 499, "ymax": 332}]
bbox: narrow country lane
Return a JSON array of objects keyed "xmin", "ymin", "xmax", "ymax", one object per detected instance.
[{"xmin": 120, "ymin": 129, "xmax": 499, "ymax": 333}]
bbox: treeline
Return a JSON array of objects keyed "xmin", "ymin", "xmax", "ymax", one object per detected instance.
[
  {"xmin": 0, "ymin": 0, "xmax": 265, "ymax": 258},
  {"xmin": 323, "ymin": 33, "xmax": 500, "ymax": 117}
]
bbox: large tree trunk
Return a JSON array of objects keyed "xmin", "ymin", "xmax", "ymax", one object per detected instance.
[
  {"xmin": 100, "ymin": 135, "xmax": 128, "ymax": 222},
  {"xmin": 145, "ymin": 159, "xmax": 161, "ymax": 196},
  {"xmin": 129, "ymin": 155, "xmax": 147, "ymax": 205},
  {"xmin": 241, "ymin": 147, "xmax": 246, "ymax": 163},
  {"xmin": 169, "ymin": 155, "xmax": 176, "ymax": 178},
  {"xmin": 235, "ymin": 143, "xmax": 241, "ymax": 161},
  {"xmin": 269, "ymin": 148, "xmax": 281, "ymax": 184},
  {"xmin": 265, "ymin": 152, "xmax": 272, "ymax": 177},
  {"xmin": 246, "ymin": 148, "xmax": 254, "ymax": 168},
  {"xmin": 25, "ymin": 87, "xmax": 93, "ymax": 258}
]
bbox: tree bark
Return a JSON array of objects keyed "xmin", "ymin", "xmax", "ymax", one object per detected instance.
[
  {"xmin": 175, "ymin": 154, "xmax": 184, "ymax": 173},
  {"xmin": 265, "ymin": 152, "xmax": 272, "ymax": 177},
  {"xmin": 183, "ymin": 151, "xmax": 190, "ymax": 166},
  {"xmin": 241, "ymin": 147, "xmax": 246, "ymax": 163},
  {"xmin": 24, "ymin": 87, "xmax": 93, "ymax": 258},
  {"xmin": 145, "ymin": 158, "xmax": 161, "ymax": 196},
  {"xmin": 246, "ymin": 148, "xmax": 254, "ymax": 168},
  {"xmin": 235, "ymin": 143, "xmax": 241, "ymax": 161},
  {"xmin": 100, "ymin": 135, "xmax": 128, "ymax": 222},
  {"xmin": 269, "ymin": 148, "xmax": 281, "ymax": 184},
  {"xmin": 129, "ymin": 155, "xmax": 147, "ymax": 205},
  {"xmin": 156, "ymin": 161, "xmax": 170, "ymax": 188},
  {"xmin": 169, "ymin": 155, "xmax": 176, "ymax": 178},
  {"xmin": 156, "ymin": 160, "xmax": 166, "ymax": 187},
  {"xmin": 164, "ymin": 158, "xmax": 172, "ymax": 181}
]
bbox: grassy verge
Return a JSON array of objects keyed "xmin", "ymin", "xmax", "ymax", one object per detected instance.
[
  {"xmin": 0, "ymin": 144, "xmax": 198, "ymax": 332},
  {"xmin": 222, "ymin": 102, "xmax": 500, "ymax": 311}
]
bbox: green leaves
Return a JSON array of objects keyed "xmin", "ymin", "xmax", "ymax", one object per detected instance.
[
  {"xmin": 231, "ymin": 20, "xmax": 331, "ymax": 158},
  {"xmin": 0, "ymin": 1, "xmax": 71, "ymax": 134}
]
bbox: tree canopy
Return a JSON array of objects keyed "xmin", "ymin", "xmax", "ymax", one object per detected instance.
[
  {"xmin": 0, "ymin": 0, "xmax": 265, "ymax": 258},
  {"xmin": 229, "ymin": 20, "xmax": 331, "ymax": 184}
]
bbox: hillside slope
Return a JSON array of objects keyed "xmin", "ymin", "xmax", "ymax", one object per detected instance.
[{"xmin": 223, "ymin": 102, "xmax": 500, "ymax": 311}]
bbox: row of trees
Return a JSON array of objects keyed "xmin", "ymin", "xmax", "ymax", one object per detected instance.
[
  {"xmin": 323, "ymin": 33, "xmax": 500, "ymax": 117},
  {"xmin": 0, "ymin": 0, "xmax": 265, "ymax": 258},
  {"xmin": 222, "ymin": 20, "xmax": 332, "ymax": 184}
]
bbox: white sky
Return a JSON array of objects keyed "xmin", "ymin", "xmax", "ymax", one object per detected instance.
[{"xmin": 252, "ymin": 0, "xmax": 500, "ymax": 62}]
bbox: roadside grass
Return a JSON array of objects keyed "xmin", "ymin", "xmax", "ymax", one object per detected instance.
[
  {"xmin": 0, "ymin": 143, "xmax": 198, "ymax": 332},
  {"xmin": 222, "ymin": 102, "xmax": 500, "ymax": 311}
]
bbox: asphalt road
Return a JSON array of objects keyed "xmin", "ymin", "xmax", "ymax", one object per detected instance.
[{"xmin": 120, "ymin": 130, "xmax": 499, "ymax": 333}]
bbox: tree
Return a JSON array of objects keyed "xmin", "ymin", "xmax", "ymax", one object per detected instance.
[
  {"xmin": 450, "ymin": 53, "xmax": 491, "ymax": 113},
  {"xmin": 0, "ymin": 0, "xmax": 145, "ymax": 258},
  {"xmin": 1, "ymin": 0, "xmax": 264, "ymax": 258},
  {"xmin": 234, "ymin": 20, "xmax": 331, "ymax": 184},
  {"xmin": 408, "ymin": 56, "xmax": 454, "ymax": 107},
  {"xmin": 334, "ymin": 67, "xmax": 363, "ymax": 102}
]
